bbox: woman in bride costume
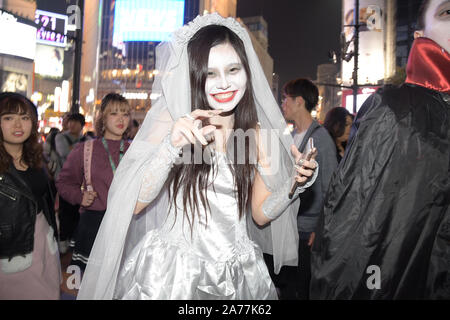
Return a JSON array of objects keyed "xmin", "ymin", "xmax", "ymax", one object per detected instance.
[{"xmin": 77, "ymin": 13, "xmax": 318, "ymax": 300}]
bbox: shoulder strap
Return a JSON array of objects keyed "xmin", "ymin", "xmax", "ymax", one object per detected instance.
[
  {"xmin": 63, "ymin": 133, "xmax": 74, "ymax": 146},
  {"xmin": 83, "ymin": 140, "xmax": 94, "ymax": 192},
  {"xmin": 298, "ymin": 121, "xmax": 321, "ymax": 152},
  {"xmin": 48, "ymin": 132, "xmax": 57, "ymax": 152}
]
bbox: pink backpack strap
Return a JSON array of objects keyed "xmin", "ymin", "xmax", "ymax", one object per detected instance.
[{"xmin": 83, "ymin": 140, "xmax": 94, "ymax": 192}]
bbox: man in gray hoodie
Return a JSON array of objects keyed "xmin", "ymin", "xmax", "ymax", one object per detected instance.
[{"xmin": 280, "ymin": 78, "xmax": 338, "ymax": 299}]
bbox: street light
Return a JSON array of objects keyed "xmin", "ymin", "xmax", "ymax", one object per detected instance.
[{"xmin": 326, "ymin": 0, "xmax": 362, "ymax": 114}]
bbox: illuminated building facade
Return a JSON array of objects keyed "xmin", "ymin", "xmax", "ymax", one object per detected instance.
[
  {"xmin": 32, "ymin": 1, "xmax": 79, "ymax": 131},
  {"xmin": 93, "ymin": 0, "xmax": 274, "ymax": 122},
  {"xmin": 0, "ymin": 0, "xmax": 36, "ymax": 98},
  {"xmin": 79, "ymin": 0, "xmax": 101, "ymax": 127},
  {"xmin": 1, "ymin": 0, "xmax": 36, "ymax": 20},
  {"xmin": 316, "ymin": 64, "xmax": 340, "ymax": 122},
  {"xmin": 96, "ymin": 0, "xmax": 200, "ymax": 122},
  {"xmin": 340, "ymin": 0, "xmax": 396, "ymax": 113},
  {"xmin": 341, "ymin": 0, "xmax": 396, "ymax": 88}
]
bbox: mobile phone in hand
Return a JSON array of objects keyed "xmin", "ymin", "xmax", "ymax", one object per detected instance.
[{"xmin": 304, "ymin": 138, "xmax": 315, "ymax": 162}]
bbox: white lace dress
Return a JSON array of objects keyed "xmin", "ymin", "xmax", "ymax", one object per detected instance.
[{"xmin": 113, "ymin": 148, "xmax": 277, "ymax": 300}]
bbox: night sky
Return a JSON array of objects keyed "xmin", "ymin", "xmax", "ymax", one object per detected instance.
[{"xmin": 237, "ymin": 0, "xmax": 342, "ymax": 91}]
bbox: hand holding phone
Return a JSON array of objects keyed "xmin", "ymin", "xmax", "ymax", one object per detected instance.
[
  {"xmin": 304, "ymin": 138, "xmax": 315, "ymax": 161},
  {"xmin": 288, "ymin": 138, "xmax": 316, "ymax": 199}
]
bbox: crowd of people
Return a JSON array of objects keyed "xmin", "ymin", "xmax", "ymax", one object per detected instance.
[
  {"xmin": 0, "ymin": 93, "xmax": 137, "ymax": 299},
  {"xmin": 0, "ymin": 0, "xmax": 448, "ymax": 300}
]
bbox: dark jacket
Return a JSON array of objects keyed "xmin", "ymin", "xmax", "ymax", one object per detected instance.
[
  {"xmin": 297, "ymin": 121, "xmax": 338, "ymax": 237},
  {"xmin": 311, "ymin": 84, "xmax": 450, "ymax": 299},
  {"xmin": 0, "ymin": 165, "xmax": 58, "ymax": 260}
]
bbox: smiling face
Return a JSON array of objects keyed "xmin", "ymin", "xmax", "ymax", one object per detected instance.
[
  {"xmin": 205, "ymin": 42, "xmax": 248, "ymax": 112},
  {"xmin": 1, "ymin": 112, "xmax": 32, "ymax": 146},
  {"xmin": 419, "ymin": 0, "xmax": 450, "ymax": 53}
]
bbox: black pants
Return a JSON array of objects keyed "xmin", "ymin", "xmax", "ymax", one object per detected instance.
[
  {"xmin": 58, "ymin": 195, "xmax": 80, "ymax": 242},
  {"xmin": 263, "ymin": 253, "xmax": 298, "ymax": 299},
  {"xmin": 70, "ymin": 210, "xmax": 105, "ymax": 271},
  {"xmin": 263, "ymin": 237, "xmax": 312, "ymax": 300},
  {"xmin": 297, "ymin": 237, "xmax": 312, "ymax": 300}
]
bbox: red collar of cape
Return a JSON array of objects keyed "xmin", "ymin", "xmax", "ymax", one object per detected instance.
[{"xmin": 405, "ymin": 37, "xmax": 450, "ymax": 94}]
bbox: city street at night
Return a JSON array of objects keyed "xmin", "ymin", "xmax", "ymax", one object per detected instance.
[{"xmin": 0, "ymin": 0, "xmax": 449, "ymax": 308}]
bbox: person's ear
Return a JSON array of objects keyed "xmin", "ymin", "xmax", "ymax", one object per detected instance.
[
  {"xmin": 414, "ymin": 30, "xmax": 424, "ymax": 39},
  {"xmin": 295, "ymin": 96, "xmax": 305, "ymax": 108}
]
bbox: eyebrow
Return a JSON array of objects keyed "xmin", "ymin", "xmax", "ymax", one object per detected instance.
[{"xmin": 208, "ymin": 62, "xmax": 242, "ymax": 69}]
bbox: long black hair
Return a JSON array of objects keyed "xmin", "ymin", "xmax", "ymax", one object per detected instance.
[
  {"xmin": 323, "ymin": 107, "xmax": 351, "ymax": 141},
  {"xmin": 167, "ymin": 25, "xmax": 258, "ymax": 233}
]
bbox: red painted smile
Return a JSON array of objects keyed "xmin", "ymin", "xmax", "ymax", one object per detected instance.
[{"xmin": 210, "ymin": 91, "xmax": 237, "ymax": 103}]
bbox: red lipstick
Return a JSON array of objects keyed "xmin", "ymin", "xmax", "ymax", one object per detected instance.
[{"xmin": 210, "ymin": 91, "xmax": 237, "ymax": 103}]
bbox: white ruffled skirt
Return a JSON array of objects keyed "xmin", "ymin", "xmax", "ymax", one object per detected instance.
[{"xmin": 114, "ymin": 230, "xmax": 278, "ymax": 300}]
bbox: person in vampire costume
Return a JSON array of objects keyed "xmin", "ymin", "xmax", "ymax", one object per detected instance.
[{"xmin": 310, "ymin": 0, "xmax": 450, "ymax": 299}]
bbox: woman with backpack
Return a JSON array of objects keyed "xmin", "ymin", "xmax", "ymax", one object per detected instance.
[{"xmin": 56, "ymin": 93, "xmax": 131, "ymax": 271}]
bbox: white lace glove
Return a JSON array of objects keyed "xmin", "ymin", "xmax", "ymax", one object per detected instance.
[
  {"xmin": 137, "ymin": 134, "xmax": 182, "ymax": 204},
  {"xmin": 262, "ymin": 161, "xmax": 319, "ymax": 220}
]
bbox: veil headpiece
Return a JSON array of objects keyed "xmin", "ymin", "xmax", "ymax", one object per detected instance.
[{"xmin": 77, "ymin": 13, "xmax": 299, "ymax": 299}]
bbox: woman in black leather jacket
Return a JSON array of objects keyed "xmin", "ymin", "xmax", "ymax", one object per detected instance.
[{"xmin": 0, "ymin": 92, "xmax": 61, "ymax": 300}]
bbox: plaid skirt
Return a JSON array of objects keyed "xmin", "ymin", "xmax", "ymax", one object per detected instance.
[{"xmin": 70, "ymin": 209, "xmax": 105, "ymax": 271}]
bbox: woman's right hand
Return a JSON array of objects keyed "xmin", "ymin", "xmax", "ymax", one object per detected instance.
[
  {"xmin": 81, "ymin": 190, "xmax": 97, "ymax": 207},
  {"xmin": 170, "ymin": 109, "xmax": 221, "ymax": 148},
  {"xmin": 290, "ymin": 145, "xmax": 318, "ymax": 186}
]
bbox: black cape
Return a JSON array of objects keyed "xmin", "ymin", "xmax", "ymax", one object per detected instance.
[{"xmin": 311, "ymin": 84, "xmax": 450, "ymax": 299}]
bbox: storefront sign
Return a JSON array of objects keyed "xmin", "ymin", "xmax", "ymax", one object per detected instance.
[{"xmin": 35, "ymin": 10, "xmax": 68, "ymax": 47}]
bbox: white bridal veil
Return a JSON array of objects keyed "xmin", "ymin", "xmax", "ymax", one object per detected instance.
[{"xmin": 77, "ymin": 13, "xmax": 300, "ymax": 300}]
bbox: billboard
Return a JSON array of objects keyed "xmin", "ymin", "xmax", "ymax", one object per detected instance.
[
  {"xmin": 342, "ymin": 0, "xmax": 385, "ymax": 86},
  {"xmin": 35, "ymin": 10, "xmax": 68, "ymax": 47},
  {"xmin": 113, "ymin": 0, "xmax": 185, "ymax": 43},
  {"xmin": 0, "ymin": 9, "xmax": 36, "ymax": 60},
  {"xmin": 35, "ymin": 45, "xmax": 64, "ymax": 78},
  {"xmin": 0, "ymin": 70, "xmax": 28, "ymax": 96}
]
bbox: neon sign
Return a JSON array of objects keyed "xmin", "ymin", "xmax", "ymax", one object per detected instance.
[
  {"xmin": 35, "ymin": 10, "xmax": 68, "ymax": 47},
  {"xmin": 113, "ymin": 0, "xmax": 185, "ymax": 43}
]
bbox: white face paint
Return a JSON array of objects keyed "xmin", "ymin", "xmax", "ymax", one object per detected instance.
[
  {"xmin": 423, "ymin": 0, "xmax": 450, "ymax": 53},
  {"xmin": 205, "ymin": 42, "xmax": 248, "ymax": 112}
]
